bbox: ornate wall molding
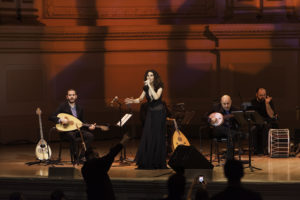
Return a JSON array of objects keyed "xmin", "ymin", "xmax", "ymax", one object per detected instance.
[
  {"xmin": 225, "ymin": 0, "xmax": 298, "ymax": 22},
  {"xmin": 1, "ymin": 24, "xmax": 300, "ymax": 40},
  {"xmin": 43, "ymin": 0, "xmax": 217, "ymax": 19},
  {"xmin": 0, "ymin": 24, "xmax": 299, "ymax": 53}
]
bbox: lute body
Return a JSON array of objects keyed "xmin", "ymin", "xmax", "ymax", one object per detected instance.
[
  {"xmin": 35, "ymin": 108, "xmax": 52, "ymax": 160},
  {"xmin": 167, "ymin": 117, "xmax": 190, "ymax": 151},
  {"xmin": 56, "ymin": 113, "xmax": 109, "ymax": 132}
]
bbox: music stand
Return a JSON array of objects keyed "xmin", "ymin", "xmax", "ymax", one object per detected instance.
[
  {"xmin": 181, "ymin": 111, "xmax": 195, "ymax": 126},
  {"xmin": 115, "ymin": 112, "xmax": 133, "ymax": 165},
  {"xmin": 232, "ymin": 110, "xmax": 264, "ymax": 172}
]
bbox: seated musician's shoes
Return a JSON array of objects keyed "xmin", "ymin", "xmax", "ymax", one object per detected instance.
[
  {"xmin": 72, "ymin": 158, "xmax": 85, "ymax": 165},
  {"xmin": 72, "ymin": 154, "xmax": 86, "ymax": 165},
  {"xmin": 78, "ymin": 159, "xmax": 85, "ymax": 164},
  {"xmin": 253, "ymin": 148, "xmax": 264, "ymax": 155},
  {"xmin": 78, "ymin": 151, "xmax": 85, "ymax": 158},
  {"xmin": 254, "ymin": 151, "xmax": 264, "ymax": 156}
]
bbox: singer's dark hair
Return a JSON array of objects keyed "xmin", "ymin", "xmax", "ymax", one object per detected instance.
[{"xmin": 144, "ymin": 69, "xmax": 164, "ymax": 90}]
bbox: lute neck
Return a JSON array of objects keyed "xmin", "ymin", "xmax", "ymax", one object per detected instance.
[
  {"xmin": 82, "ymin": 123, "xmax": 103, "ymax": 128},
  {"xmin": 38, "ymin": 114, "xmax": 44, "ymax": 140}
]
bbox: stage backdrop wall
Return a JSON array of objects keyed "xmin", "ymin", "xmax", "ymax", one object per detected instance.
[{"xmin": 0, "ymin": 0, "xmax": 300, "ymax": 143}]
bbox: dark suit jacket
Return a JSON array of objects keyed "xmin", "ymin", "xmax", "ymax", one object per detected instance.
[{"xmin": 49, "ymin": 101, "xmax": 84, "ymax": 124}]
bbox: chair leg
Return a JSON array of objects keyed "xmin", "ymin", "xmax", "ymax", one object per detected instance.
[
  {"xmin": 216, "ymin": 142, "xmax": 220, "ymax": 164},
  {"xmin": 69, "ymin": 144, "xmax": 75, "ymax": 165},
  {"xmin": 76, "ymin": 143, "xmax": 81, "ymax": 165},
  {"xmin": 210, "ymin": 140, "xmax": 213, "ymax": 163},
  {"xmin": 238, "ymin": 134, "xmax": 242, "ymax": 160},
  {"xmin": 58, "ymin": 139, "xmax": 62, "ymax": 162}
]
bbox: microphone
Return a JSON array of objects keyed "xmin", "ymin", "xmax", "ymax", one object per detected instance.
[{"xmin": 110, "ymin": 96, "xmax": 119, "ymax": 105}]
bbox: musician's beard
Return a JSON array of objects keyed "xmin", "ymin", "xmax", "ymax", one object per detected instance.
[
  {"xmin": 68, "ymin": 99, "xmax": 76, "ymax": 104},
  {"xmin": 258, "ymin": 98, "xmax": 265, "ymax": 103}
]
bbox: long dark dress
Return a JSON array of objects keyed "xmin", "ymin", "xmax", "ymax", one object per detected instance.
[{"xmin": 135, "ymin": 86, "xmax": 167, "ymax": 169}]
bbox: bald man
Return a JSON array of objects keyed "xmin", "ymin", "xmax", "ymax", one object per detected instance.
[
  {"xmin": 251, "ymin": 88, "xmax": 278, "ymax": 154},
  {"xmin": 208, "ymin": 95, "xmax": 240, "ymax": 160}
]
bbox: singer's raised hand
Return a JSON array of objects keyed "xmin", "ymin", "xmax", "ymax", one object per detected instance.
[{"xmin": 124, "ymin": 97, "xmax": 134, "ymax": 104}]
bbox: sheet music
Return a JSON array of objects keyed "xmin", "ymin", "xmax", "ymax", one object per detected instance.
[{"xmin": 116, "ymin": 113, "xmax": 132, "ymax": 127}]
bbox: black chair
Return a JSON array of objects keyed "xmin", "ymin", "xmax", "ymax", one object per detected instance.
[
  {"xmin": 210, "ymin": 132, "xmax": 243, "ymax": 165},
  {"xmin": 210, "ymin": 137, "xmax": 228, "ymax": 165},
  {"xmin": 49, "ymin": 127, "xmax": 82, "ymax": 165}
]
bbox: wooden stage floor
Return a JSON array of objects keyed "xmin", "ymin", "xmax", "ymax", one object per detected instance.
[
  {"xmin": 1, "ymin": 139, "xmax": 300, "ymax": 182},
  {"xmin": 1, "ymin": 139, "xmax": 300, "ymax": 200}
]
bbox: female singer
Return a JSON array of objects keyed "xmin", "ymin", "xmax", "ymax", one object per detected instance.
[{"xmin": 125, "ymin": 70, "xmax": 167, "ymax": 169}]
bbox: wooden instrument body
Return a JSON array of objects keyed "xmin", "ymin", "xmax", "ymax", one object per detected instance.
[
  {"xmin": 35, "ymin": 108, "xmax": 52, "ymax": 160},
  {"xmin": 172, "ymin": 129, "xmax": 190, "ymax": 151},
  {"xmin": 56, "ymin": 113, "xmax": 83, "ymax": 132},
  {"xmin": 35, "ymin": 138, "xmax": 52, "ymax": 160},
  {"xmin": 56, "ymin": 113, "xmax": 109, "ymax": 132},
  {"xmin": 168, "ymin": 117, "xmax": 190, "ymax": 150}
]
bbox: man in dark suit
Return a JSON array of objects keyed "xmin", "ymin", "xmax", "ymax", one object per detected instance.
[
  {"xmin": 208, "ymin": 95, "xmax": 240, "ymax": 160},
  {"xmin": 49, "ymin": 89, "xmax": 96, "ymax": 163}
]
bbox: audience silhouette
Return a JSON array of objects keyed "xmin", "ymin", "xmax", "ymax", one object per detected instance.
[
  {"xmin": 195, "ymin": 187, "xmax": 209, "ymax": 200},
  {"xmin": 81, "ymin": 134, "xmax": 129, "ymax": 200},
  {"xmin": 50, "ymin": 189, "xmax": 68, "ymax": 200},
  {"xmin": 211, "ymin": 159, "xmax": 262, "ymax": 200},
  {"xmin": 9, "ymin": 192, "xmax": 25, "ymax": 200},
  {"xmin": 186, "ymin": 174, "xmax": 209, "ymax": 200},
  {"xmin": 162, "ymin": 168, "xmax": 186, "ymax": 200}
]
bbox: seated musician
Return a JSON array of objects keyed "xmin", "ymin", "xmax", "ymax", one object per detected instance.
[
  {"xmin": 208, "ymin": 95, "xmax": 240, "ymax": 160},
  {"xmin": 49, "ymin": 89, "xmax": 97, "ymax": 163},
  {"xmin": 250, "ymin": 88, "xmax": 278, "ymax": 155}
]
